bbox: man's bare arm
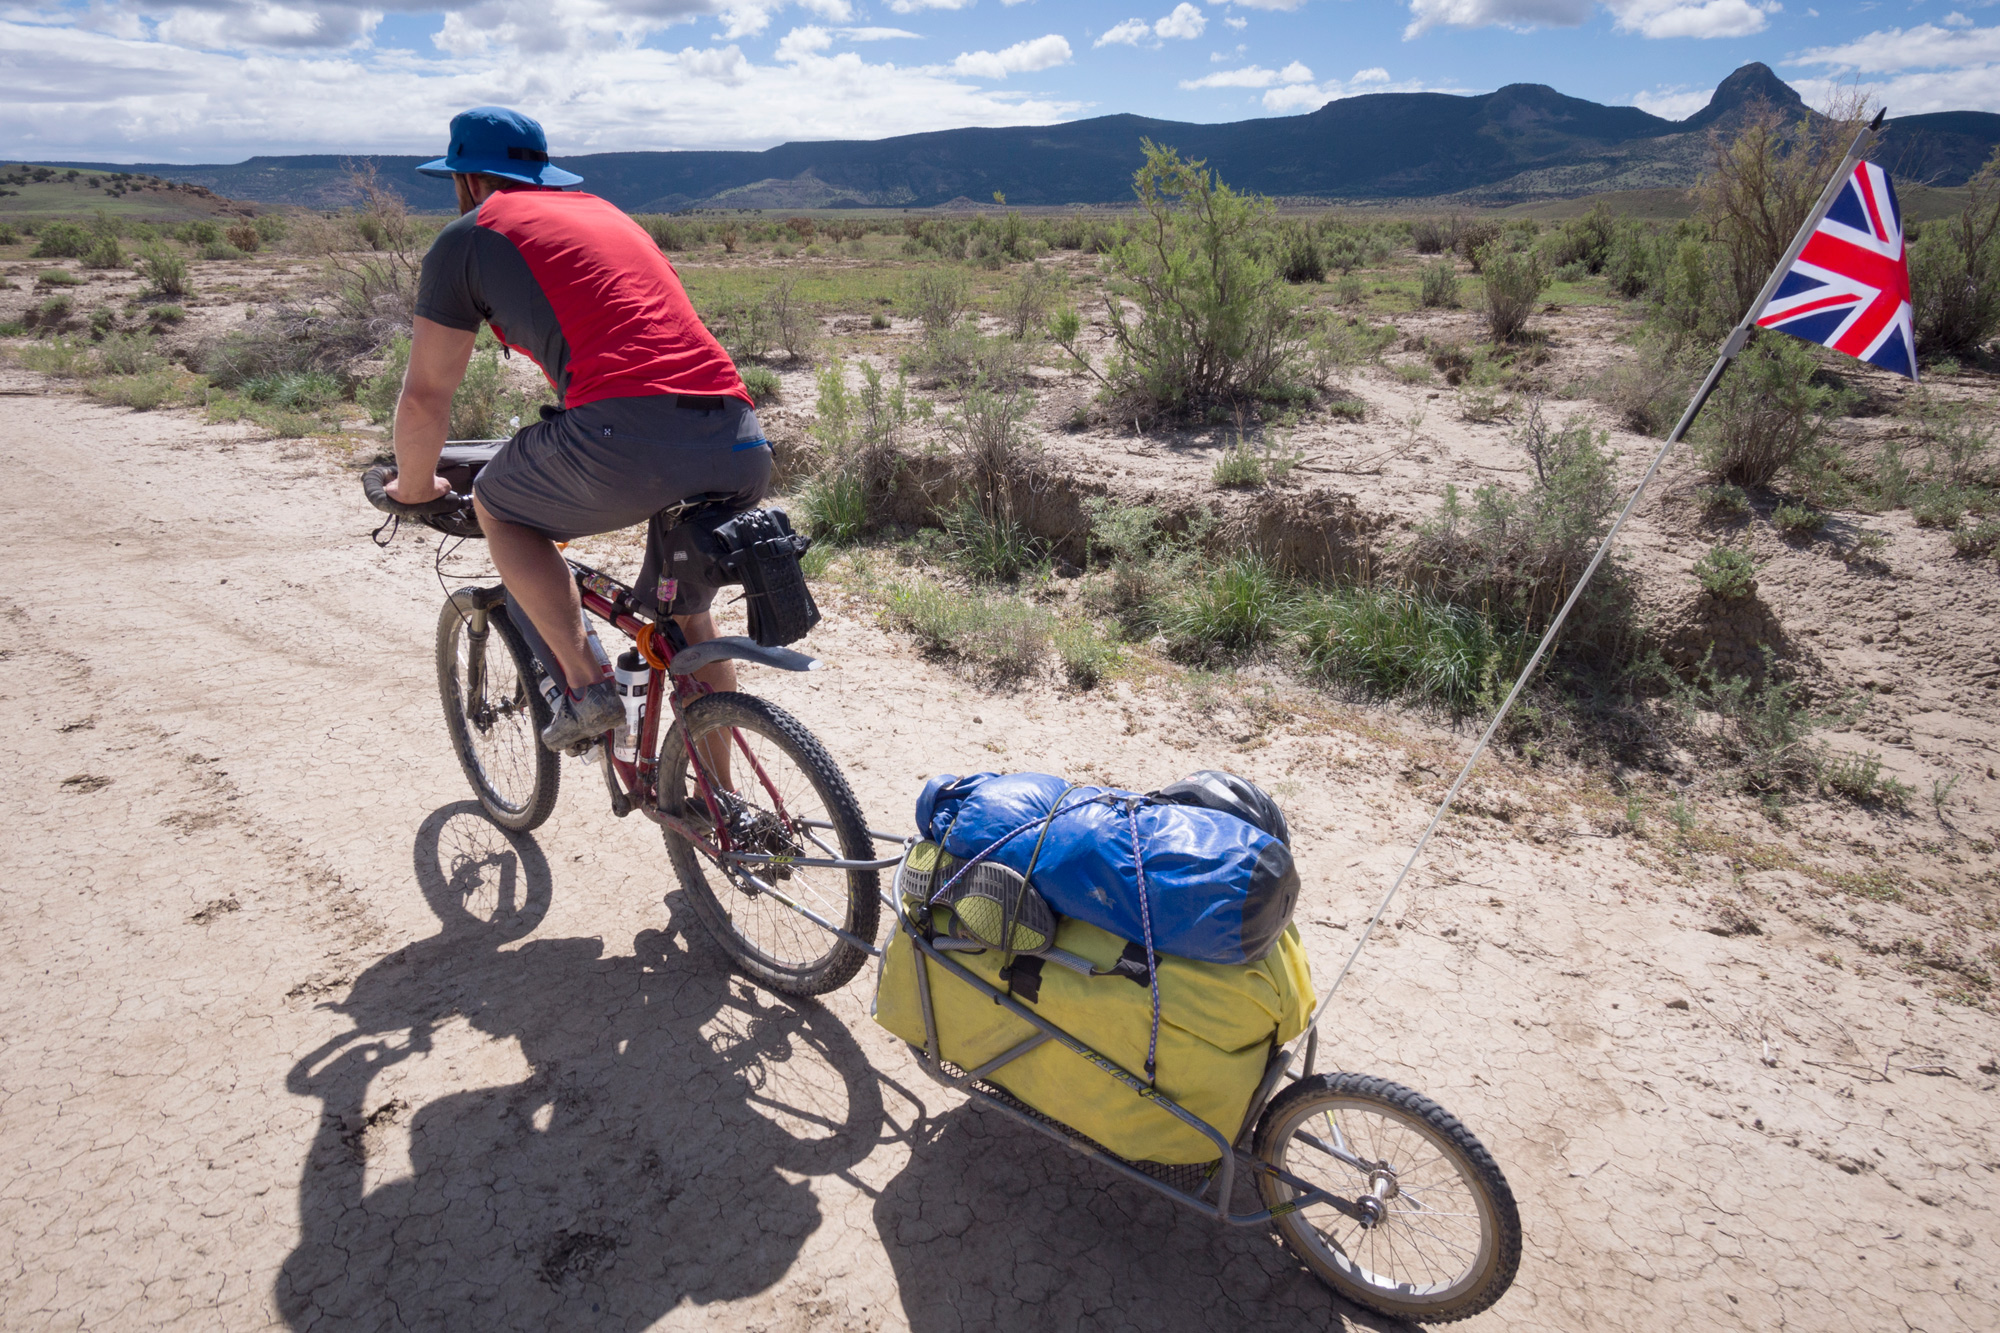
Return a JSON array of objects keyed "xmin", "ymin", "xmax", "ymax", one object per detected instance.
[{"xmin": 385, "ymin": 316, "xmax": 477, "ymax": 504}]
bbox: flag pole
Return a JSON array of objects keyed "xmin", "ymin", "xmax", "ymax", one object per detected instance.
[{"xmin": 1295, "ymin": 108, "xmax": 1887, "ymax": 1052}]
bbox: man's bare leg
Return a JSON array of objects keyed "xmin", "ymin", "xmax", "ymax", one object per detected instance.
[
  {"xmin": 674, "ymin": 609, "xmax": 736, "ymax": 789},
  {"xmin": 474, "ymin": 495, "xmax": 600, "ymax": 692}
]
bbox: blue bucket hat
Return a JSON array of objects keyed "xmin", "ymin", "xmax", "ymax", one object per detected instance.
[{"xmin": 417, "ymin": 106, "xmax": 583, "ymax": 187}]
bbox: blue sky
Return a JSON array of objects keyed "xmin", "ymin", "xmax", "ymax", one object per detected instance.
[{"xmin": 2, "ymin": 1, "xmax": 1996, "ymax": 161}]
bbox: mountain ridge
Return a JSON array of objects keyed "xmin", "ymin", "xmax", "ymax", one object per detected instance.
[{"xmin": 16, "ymin": 64, "xmax": 1998, "ymax": 213}]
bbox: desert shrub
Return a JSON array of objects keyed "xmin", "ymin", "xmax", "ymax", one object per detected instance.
[
  {"xmin": 907, "ymin": 267, "xmax": 970, "ymax": 337},
  {"xmin": 1772, "ymin": 501, "xmax": 1826, "ymax": 538},
  {"xmin": 1480, "ymin": 247, "xmax": 1549, "ymax": 342},
  {"xmin": 738, "ymin": 364, "xmax": 780, "ymax": 404},
  {"xmin": 1950, "ymin": 519, "xmax": 2000, "ymax": 556},
  {"xmin": 906, "ymin": 324, "xmax": 1024, "ymax": 389},
  {"xmin": 1455, "ymin": 222, "xmax": 1502, "ymax": 271},
  {"xmin": 225, "ymin": 224, "xmax": 260, "ymax": 253},
  {"xmin": 1553, "ymin": 261, "xmax": 1589, "ymax": 283},
  {"xmin": 252, "ymin": 214, "xmax": 288, "ymax": 245},
  {"xmin": 1334, "ymin": 274, "xmax": 1363, "ymax": 305},
  {"xmin": 1053, "ymin": 618, "xmax": 1118, "ymax": 688},
  {"xmin": 1911, "ymin": 393, "xmax": 1993, "ymax": 486},
  {"xmin": 1693, "ymin": 333, "xmax": 1847, "ymax": 488},
  {"xmin": 1909, "ymin": 483, "xmax": 1971, "ymax": 529},
  {"xmin": 1163, "ymin": 554, "xmax": 1286, "ymax": 657},
  {"xmin": 941, "ymin": 495, "xmax": 1041, "ymax": 581},
  {"xmin": 82, "ymin": 234, "xmax": 123, "ymax": 269},
  {"xmin": 86, "ymin": 370, "xmax": 186, "ymax": 411},
  {"xmin": 1212, "ymin": 437, "xmax": 1266, "ymax": 488},
  {"xmin": 1699, "ymin": 482, "xmax": 1751, "ymax": 517},
  {"xmin": 29, "ymin": 294, "xmax": 74, "ymax": 330},
  {"xmin": 1602, "ymin": 336, "xmax": 1698, "ymax": 436},
  {"xmin": 1419, "ymin": 261, "xmax": 1459, "ymax": 309},
  {"xmin": 870, "ymin": 310, "xmax": 891, "ymax": 330},
  {"xmin": 176, "ymin": 221, "xmax": 221, "ymax": 246},
  {"xmin": 95, "ymin": 331, "xmax": 162, "ymax": 376},
  {"xmin": 15, "ymin": 337, "xmax": 98, "ymax": 377},
  {"xmin": 1551, "ymin": 202, "xmax": 1618, "ymax": 275},
  {"xmin": 1275, "ymin": 224, "xmax": 1325, "ymax": 284},
  {"xmin": 286, "ymin": 214, "xmax": 355, "ymax": 257},
  {"xmin": 241, "ymin": 369, "xmax": 342, "ymax": 410},
  {"xmin": 888, "ymin": 580, "xmax": 1052, "ymax": 680},
  {"xmin": 1003, "ymin": 263, "xmax": 1057, "ymax": 339},
  {"xmin": 322, "ymin": 163, "xmax": 423, "ymax": 336},
  {"xmin": 1302, "ymin": 586, "xmax": 1499, "ymax": 711},
  {"xmin": 797, "ymin": 469, "xmax": 869, "ymax": 543},
  {"xmin": 1097, "ymin": 142, "xmax": 1308, "ymax": 413},
  {"xmin": 0, "ymin": 224, "xmax": 19, "ymax": 247},
  {"xmin": 37, "ymin": 268, "xmax": 81, "ymax": 287},
  {"xmin": 1698, "ymin": 94, "xmax": 1870, "ymax": 319},
  {"xmin": 1693, "ymin": 546, "xmax": 1756, "ymax": 598},
  {"xmin": 812, "ymin": 357, "xmax": 920, "ymax": 467},
  {"xmin": 1603, "ymin": 223, "xmax": 1659, "ymax": 299},
  {"xmin": 1816, "ymin": 749, "xmax": 1911, "ymax": 807},
  {"xmin": 763, "ymin": 276, "xmax": 819, "ymax": 362},
  {"xmin": 356, "ymin": 331, "xmax": 544, "ymax": 435},
  {"xmin": 1410, "ymin": 400, "xmax": 1625, "ymax": 644},
  {"xmin": 199, "ymin": 241, "xmax": 243, "ymax": 261},
  {"xmin": 206, "ymin": 305, "xmax": 371, "ymax": 389},
  {"xmin": 1411, "ymin": 218, "xmax": 1445, "ymax": 255},
  {"xmin": 31, "ymin": 222, "xmax": 90, "ymax": 259},
  {"xmin": 135, "ymin": 245, "xmax": 189, "ymax": 297},
  {"xmin": 1673, "ymin": 650, "xmax": 1829, "ymax": 793}
]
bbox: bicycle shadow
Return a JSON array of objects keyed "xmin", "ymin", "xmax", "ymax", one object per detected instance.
[
  {"xmin": 277, "ymin": 801, "xmax": 885, "ymax": 1329},
  {"xmin": 871, "ymin": 1092, "xmax": 1408, "ymax": 1332}
]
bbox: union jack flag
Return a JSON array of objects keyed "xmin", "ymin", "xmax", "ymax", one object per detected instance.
[{"xmin": 1754, "ymin": 160, "xmax": 1916, "ymax": 380}]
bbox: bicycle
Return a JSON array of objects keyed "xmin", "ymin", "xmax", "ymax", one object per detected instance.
[
  {"xmin": 364, "ymin": 444, "xmax": 898, "ymax": 995},
  {"xmin": 363, "ymin": 445, "xmax": 1520, "ymax": 1323}
]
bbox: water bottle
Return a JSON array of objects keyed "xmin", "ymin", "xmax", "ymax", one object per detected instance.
[{"xmin": 612, "ymin": 649, "xmax": 652, "ymax": 763}]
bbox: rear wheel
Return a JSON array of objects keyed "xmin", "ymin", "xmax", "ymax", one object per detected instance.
[
  {"xmin": 658, "ymin": 692, "xmax": 878, "ymax": 996},
  {"xmin": 436, "ymin": 591, "xmax": 559, "ymax": 833},
  {"xmin": 1254, "ymin": 1072, "xmax": 1520, "ymax": 1323}
]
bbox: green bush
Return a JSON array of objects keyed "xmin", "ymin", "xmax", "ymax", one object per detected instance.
[
  {"xmin": 242, "ymin": 369, "xmax": 342, "ymax": 410},
  {"xmin": 0, "ymin": 224, "xmax": 19, "ymax": 247},
  {"xmin": 16, "ymin": 337, "xmax": 96, "ymax": 377},
  {"xmin": 357, "ymin": 331, "xmax": 543, "ymax": 436},
  {"xmin": 95, "ymin": 331, "xmax": 161, "ymax": 376},
  {"xmin": 1275, "ymin": 225, "xmax": 1325, "ymax": 284},
  {"xmin": 1097, "ymin": 142, "xmax": 1308, "ymax": 413},
  {"xmin": 941, "ymin": 495, "xmax": 1040, "ymax": 581},
  {"xmin": 199, "ymin": 241, "xmax": 243, "ymax": 261},
  {"xmin": 1694, "ymin": 334, "xmax": 1848, "ymax": 489},
  {"xmin": 1908, "ymin": 148, "xmax": 1999, "ymax": 357},
  {"xmin": 1212, "ymin": 438, "xmax": 1265, "ymax": 488},
  {"xmin": 1301, "ymin": 586, "xmax": 1500, "ymax": 711},
  {"xmin": 888, "ymin": 580, "xmax": 1052, "ymax": 681},
  {"xmin": 31, "ymin": 222, "xmax": 90, "ymax": 259},
  {"xmin": 1816, "ymin": 749, "xmax": 1912, "ymax": 807},
  {"xmin": 1480, "ymin": 246, "xmax": 1549, "ymax": 342},
  {"xmin": 1693, "ymin": 546, "xmax": 1756, "ymax": 598},
  {"xmin": 135, "ymin": 244, "xmax": 189, "ymax": 297},
  {"xmin": 30, "ymin": 294, "xmax": 73, "ymax": 328},
  {"xmin": 1163, "ymin": 555, "xmax": 1286, "ymax": 656},
  {"xmin": 176, "ymin": 221, "xmax": 221, "ymax": 246},
  {"xmin": 1950, "ymin": 519, "xmax": 2000, "ymax": 556},
  {"xmin": 1697, "ymin": 482, "xmax": 1751, "ymax": 518},
  {"xmin": 36, "ymin": 268, "xmax": 81, "ymax": 287},
  {"xmin": 797, "ymin": 469, "xmax": 868, "ymax": 543},
  {"xmin": 906, "ymin": 267, "xmax": 969, "ymax": 337},
  {"xmin": 146, "ymin": 304, "xmax": 186, "ymax": 324},
  {"xmin": 738, "ymin": 364, "xmax": 780, "ymax": 404},
  {"xmin": 252, "ymin": 214, "xmax": 289, "ymax": 246},
  {"xmin": 1909, "ymin": 483, "xmax": 1971, "ymax": 529},
  {"xmin": 1419, "ymin": 261, "xmax": 1459, "ymax": 308},
  {"xmin": 86, "ymin": 370, "xmax": 186, "ymax": 411},
  {"xmin": 1772, "ymin": 501, "xmax": 1826, "ymax": 538},
  {"xmin": 1053, "ymin": 618, "xmax": 1118, "ymax": 688}
]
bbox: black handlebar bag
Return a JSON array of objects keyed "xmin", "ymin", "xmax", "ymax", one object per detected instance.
[{"xmin": 638, "ymin": 505, "xmax": 821, "ymax": 648}]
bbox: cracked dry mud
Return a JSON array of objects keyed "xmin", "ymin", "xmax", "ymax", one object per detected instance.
[{"xmin": 2, "ymin": 374, "xmax": 1996, "ymax": 1332}]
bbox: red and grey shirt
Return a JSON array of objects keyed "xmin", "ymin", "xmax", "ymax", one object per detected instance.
[{"xmin": 414, "ymin": 189, "xmax": 748, "ymax": 409}]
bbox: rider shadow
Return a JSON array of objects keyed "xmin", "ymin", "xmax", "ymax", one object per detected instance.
[
  {"xmin": 871, "ymin": 1093, "xmax": 1407, "ymax": 1332},
  {"xmin": 278, "ymin": 802, "xmax": 885, "ymax": 1330}
]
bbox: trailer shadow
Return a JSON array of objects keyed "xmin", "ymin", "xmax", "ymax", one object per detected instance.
[{"xmin": 276, "ymin": 802, "xmax": 885, "ymax": 1329}]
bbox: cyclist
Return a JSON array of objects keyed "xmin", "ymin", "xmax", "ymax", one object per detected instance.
[{"xmin": 382, "ymin": 106, "xmax": 770, "ymax": 752}]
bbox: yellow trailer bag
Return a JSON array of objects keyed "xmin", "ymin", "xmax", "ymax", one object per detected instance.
[{"xmin": 873, "ymin": 908, "xmax": 1314, "ymax": 1164}]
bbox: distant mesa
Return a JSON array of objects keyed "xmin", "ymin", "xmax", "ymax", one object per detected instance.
[{"xmin": 19, "ymin": 64, "xmax": 1998, "ymax": 212}]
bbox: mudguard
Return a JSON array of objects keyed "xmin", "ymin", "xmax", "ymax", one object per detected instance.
[{"xmin": 667, "ymin": 635, "xmax": 819, "ymax": 676}]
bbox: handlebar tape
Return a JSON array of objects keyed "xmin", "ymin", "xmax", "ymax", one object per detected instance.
[{"xmin": 362, "ymin": 465, "xmax": 474, "ymax": 519}]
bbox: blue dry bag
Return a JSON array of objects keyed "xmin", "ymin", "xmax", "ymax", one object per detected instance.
[{"xmin": 914, "ymin": 772, "xmax": 1300, "ymax": 965}]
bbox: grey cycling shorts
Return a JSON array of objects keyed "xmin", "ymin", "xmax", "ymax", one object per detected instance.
[{"xmin": 474, "ymin": 393, "xmax": 771, "ymax": 548}]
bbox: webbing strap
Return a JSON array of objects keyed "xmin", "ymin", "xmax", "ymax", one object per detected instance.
[{"xmin": 1126, "ymin": 801, "xmax": 1161, "ymax": 1085}]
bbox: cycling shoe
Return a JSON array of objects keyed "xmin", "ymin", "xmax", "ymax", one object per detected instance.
[{"xmin": 541, "ymin": 680, "xmax": 624, "ymax": 752}]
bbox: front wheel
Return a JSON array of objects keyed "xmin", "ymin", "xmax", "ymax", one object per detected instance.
[
  {"xmin": 436, "ymin": 591, "xmax": 560, "ymax": 833},
  {"xmin": 658, "ymin": 692, "xmax": 879, "ymax": 996},
  {"xmin": 1254, "ymin": 1072, "xmax": 1521, "ymax": 1323}
]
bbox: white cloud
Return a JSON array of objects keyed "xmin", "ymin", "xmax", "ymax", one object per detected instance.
[
  {"xmin": 1180, "ymin": 59, "xmax": 1312, "ymax": 88},
  {"xmin": 1156, "ymin": 2, "xmax": 1207, "ymax": 37},
  {"xmin": 1096, "ymin": 18, "xmax": 1154, "ymax": 45},
  {"xmin": 1630, "ymin": 84, "xmax": 1710, "ymax": 118},
  {"xmin": 1224, "ymin": 15, "xmax": 1248, "ymax": 28},
  {"xmin": 1942, "ymin": 12, "xmax": 1975, "ymax": 29},
  {"xmin": 1401, "ymin": 0, "xmax": 1773, "ymax": 39},
  {"xmin": 798, "ymin": 0, "xmax": 853, "ymax": 15},
  {"xmin": 1351, "ymin": 66, "xmax": 1389, "ymax": 82},
  {"xmin": 950, "ymin": 32, "xmax": 1072, "ymax": 77},
  {"xmin": 1226, "ymin": 0, "xmax": 1305, "ymax": 10},
  {"xmin": 149, "ymin": 2, "xmax": 385, "ymax": 49},
  {"xmin": 886, "ymin": 0, "xmax": 975, "ymax": 10},
  {"xmin": 837, "ymin": 25, "xmax": 921, "ymax": 38},
  {"xmin": 1789, "ymin": 22, "xmax": 2000, "ymax": 73},
  {"xmin": 0, "ymin": 15, "xmax": 1090, "ymax": 160},
  {"xmin": 774, "ymin": 23, "xmax": 832, "ymax": 59},
  {"xmin": 1096, "ymin": 3, "xmax": 1206, "ymax": 46}
]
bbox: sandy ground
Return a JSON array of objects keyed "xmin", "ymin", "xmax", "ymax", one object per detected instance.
[{"xmin": 3, "ymin": 372, "xmax": 1998, "ymax": 1333}]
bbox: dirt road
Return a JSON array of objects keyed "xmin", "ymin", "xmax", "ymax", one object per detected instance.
[{"xmin": 2, "ymin": 378, "xmax": 1995, "ymax": 1331}]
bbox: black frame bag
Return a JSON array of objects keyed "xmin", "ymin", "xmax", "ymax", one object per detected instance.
[{"xmin": 643, "ymin": 505, "xmax": 821, "ymax": 648}]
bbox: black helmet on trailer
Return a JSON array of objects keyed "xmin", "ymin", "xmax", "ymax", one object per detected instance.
[{"xmin": 1151, "ymin": 769, "xmax": 1292, "ymax": 848}]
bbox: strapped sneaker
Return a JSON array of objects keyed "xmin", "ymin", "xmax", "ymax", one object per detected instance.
[{"xmin": 541, "ymin": 679, "xmax": 624, "ymax": 752}]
